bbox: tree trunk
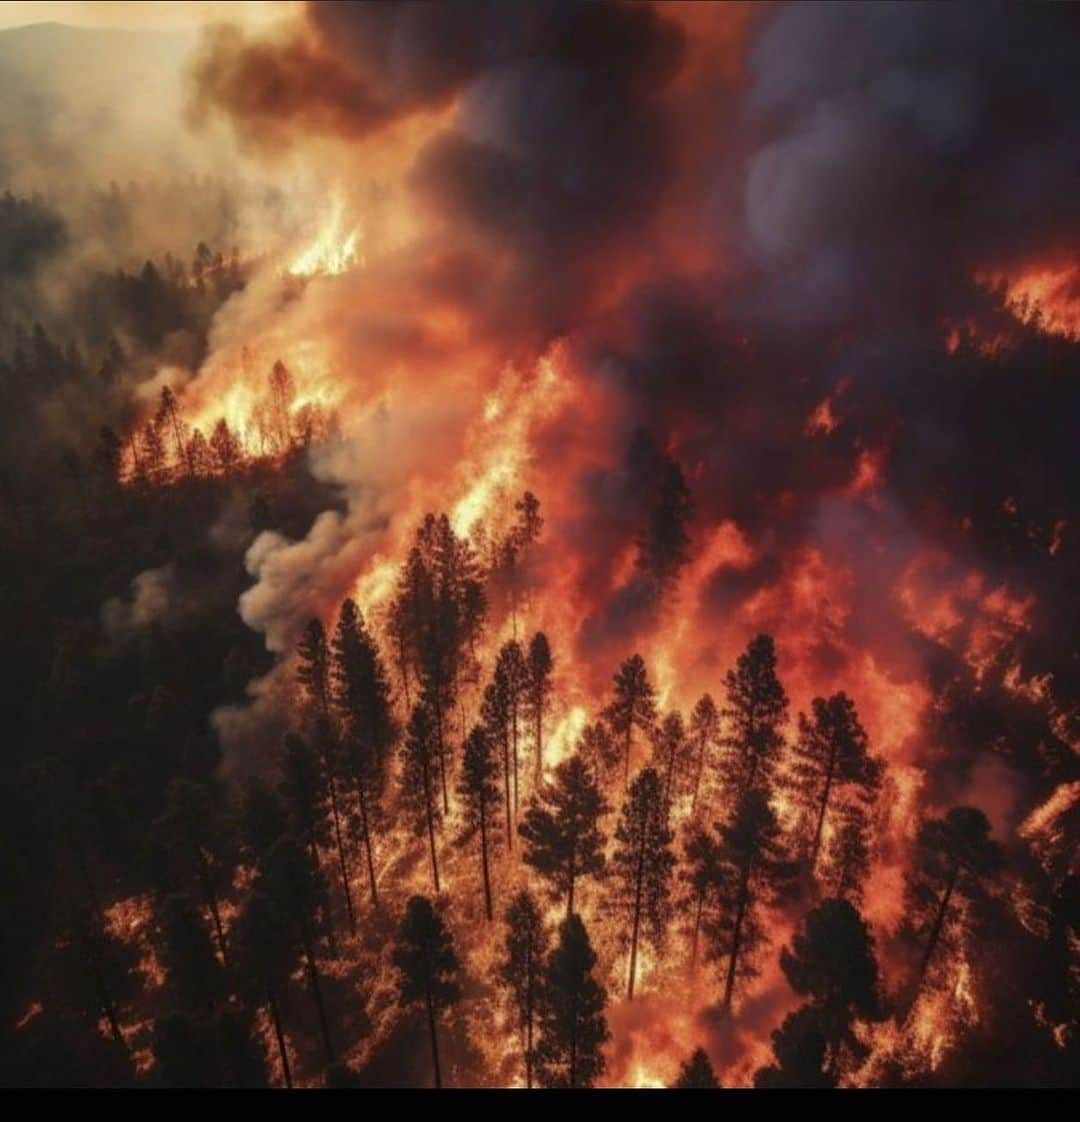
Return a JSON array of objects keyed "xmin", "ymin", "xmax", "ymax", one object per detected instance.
[
  {"xmin": 425, "ymin": 987, "xmax": 443, "ymax": 1089},
  {"xmin": 511, "ymin": 700, "xmax": 520, "ymax": 821},
  {"xmin": 196, "ymin": 847, "xmax": 229, "ymax": 967},
  {"xmin": 627, "ymin": 823, "xmax": 647, "ymax": 1000},
  {"xmin": 301, "ymin": 928, "xmax": 334, "ymax": 1064},
  {"xmin": 689, "ymin": 886, "xmax": 705, "ymax": 975},
  {"xmin": 326, "ymin": 773, "xmax": 355, "ymax": 933},
  {"xmin": 357, "ymin": 779, "xmax": 379, "ymax": 908},
  {"xmin": 525, "ymin": 942, "xmax": 535, "ymax": 1090},
  {"xmin": 503, "ymin": 731, "xmax": 514, "ymax": 850},
  {"xmin": 479, "ymin": 793, "xmax": 493, "ymax": 922},
  {"xmin": 721, "ymin": 861, "xmax": 753, "ymax": 1015},
  {"xmin": 918, "ymin": 864, "xmax": 958, "ymax": 986},
  {"xmin": 267, "ymin": 986, "xmax": 292, "ymax": 1089},
  {"xmin": 567, "ymin": 847, "xmax": 577, "ymax": 918},
  {"xmin": 810, "ymin": 745, "xmax": 838, "ymax": 871},
  {"xmin": 534, "ymin": 698, "xmax": 543, "ymax": 783},
  {"xmin": 623, "ymin": 723, "xmax": 633, "ymax": 790},
  {"xmin": 433, "ymin": 688, "xmax": 450, "ymax": 815},
  {"xmin": 691, "ymin": 735, "xmax": 706, "ymax": 815},
  {"xmin": 422, "ymin": 752, "xmax": 441, "ymax": 894}
]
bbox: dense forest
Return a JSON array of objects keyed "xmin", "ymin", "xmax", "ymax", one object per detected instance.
[{"xmin": 1, "ymin": 2, "xmax": 1078, "ymax": 1090}]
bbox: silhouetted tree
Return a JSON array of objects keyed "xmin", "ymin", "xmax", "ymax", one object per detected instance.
[
  {"xmin": 651, "ymin": 710, "xmax": 688, "ymax": 811},
  {"xmin": 906, "ymin": 806, "xmax": 1003, "ymax": 990},
  {"xmin": 481, "ymin": 662, "xmax": 514, "ymax": 849},
  {"xmin": 720, "ymin": 634, "xmax": 788, "ymax": 801},
  {"xmin": 578, "ymin": 720, "xmax": 620, "ymax": 785},
  {"xmin": 671, "ymin": 1047, "xmax": 721, "ymax": 1088},
  {"xmin": 159, "ymin": 893, "xmax": 225, "ymax": 1011},
  {"xmin": 496, "ymin": 639, "xmax": 528, "ymax": 818},
  {"xmin": 210, "ymin": 417, "xmax": 241, "ymax": 473},
  {"xmin": 519, "ymin": 755, "xmax": 608, "ymax": 917},
  {"xmin": 230, "ymin": 892, "xmax": 296, "ymax": 1088},
  {"xmin": 279, "ymin": 733, "xmax": 333, "ymax": 940},
  {"xmin": 780, "ymin": 898, "xmax": 883, "ymax": 1077},
  {"xmin": 498, "ymin": 889, "xmax": 549, "ymax": 1088},
  {"xmin": 754, "ymin": 1006, "xmax": 835, "ymax": 1089},
  {"xmin": 534, "ymin": 914, "xmax": 609, "ymax": 1088},
  {"xmin": 688, "ymin": 694, "xmax": 719, "ymax": 816},
  {"xmin": 401, "ymin": 701, "xmax": 443, "ymax": 893},
  {"xmin": 603, "ymin": 654, "xmax": 657, "ymax": 789},
  {"xmin": 682, "ymin": 821, "xmax": 723, "ymax": 974},
  {"xmin": 457, "ymin": 725, "xmax": 501, "ymax": 921},
  {"xmin": 610, "ymin": 767, "xmax": 676, "ymax": 998},
  {"xmin": 790, "ymin": 693, "xmax": 880, "ymax": 871},
  {"xmin": 393, "ymin": 896, "xmax": 461, "ymax": 1089},
  {"xmin": 258, "ymin": 836, "xmax": 335, "ymax": 1065},
  {"xmin": 240, "ymin": 778, "xmax": 288, "ymax": 866},
  {"xmin": 153, "ymin": 779, "xmax": 230, "ymax": 966},
  {"xmin": 707, "ymin": 788, "xmax": 796, "ymax": 1015},
  {"xmin": 297, "ymin": 617, "xmax": 354, "ymax": 932},
  {"xmin": 331, "ymin": 597, "xmax": 395, "ymax": 906},
  {"xmin": 526, "ymin": 631, "xmax": 554, "ymax": 783}
]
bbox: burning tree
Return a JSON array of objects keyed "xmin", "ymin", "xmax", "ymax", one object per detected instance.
[
  {"xmin": 497, "ymin": 889, "xmax": 549, "ymax": 1089},
  {"xmin": 393, "ymin": 896, "xmax": 461, "ymax": 1089},
  {"xmin": 608, "ymin": 767, "xmax": 676, "ymax": 1000},
  {"xmin": 602, "ymin": 654, "xmax": 658, "ymax": 790},
  {"xmin": 534, "ymin": 914, "xmax": 609, "ymax": 1089},
  {"xmin": 456, "ymin": 725, "xmax": 502, "ymax": 921},
  {"xmin": 519, "ymin": 754, "xmax": 608, "ymax": 917},
  {"xmin": 706, "ymin": 787, "xmax": 797, "ymax": 1015}
]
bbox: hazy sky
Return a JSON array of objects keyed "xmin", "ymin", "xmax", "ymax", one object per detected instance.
[{"xmin": 0, "ymin": 0, "xmax": 294, "ymax": 32}]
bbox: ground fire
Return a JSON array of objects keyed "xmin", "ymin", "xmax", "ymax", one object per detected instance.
[{"xmin": 1, "ymin": 1, "xmax": 1077, "ymax": 1091}]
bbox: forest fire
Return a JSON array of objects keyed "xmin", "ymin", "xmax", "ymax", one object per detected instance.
[{"xmin": 2, "ymin": 0, "xmax": 1078, "ymax": 1092}]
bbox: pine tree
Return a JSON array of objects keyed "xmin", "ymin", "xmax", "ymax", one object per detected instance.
[
  {"xmin": 753, "ymin": 1006, "xmax": 835, "ymax": 1089},
  {"xmin": 496, "ymin": 639, "xmax": 528, "ymax": 819},
  {"xmin": 519, "ymin": 755, "xmax": 608, "ymax": 917},
  {"xmin": 331, "ymin": 597, "xmax": 395, "ymax": 906},
  {"xmin": 240, "ymin": 778, "xmax": 288, "ymax": 867},
  {"xmin": 456, "ymin": 725, "xmax": 501, "ymax": 921},
  {"xmin": 789, "ymin": 693, "xmax": 880, "ymax": 871},
  {"xmin": 707, "ymin": 787, "xmax": 796, "ymax": 1015},
  {"xmin": 497, "ymin": 890, "xmax": 549, "ymax": 1088},
  {"xmin": 906, "ymin": 806, "xmax": 1002, "ymax": 991},
  {"xmin": 671, "ymin": 1047, "xmax": 721, "ymax": 1088},
  {"xmin": 602, "ymin": 654, "xmax": 658, "ymax": 789},
  {"xmin": 534, "ymin": 914, "xmax": 609, "ymax": 1088},
  {"xmin": 682, "ymin": 821, "xmax": 723, "ymax": 974},
  {"xmin": 526, "ymin": 631, "xmax": 554, "ymax": 783},
  {"xmin": 297, "ymin": 617, "xmax": 354, "ymax": 932},
  {"xmin": 720, "ymin": 634, "xmax": 788, "ymax": 802},
  {"xmin": 279, "ymin": 733, "xmax": 334, "ymax": 942},
  {"xmin": 258, "ymin": 836, "xmax": 336, "ymax": 1065},
  {"xmin": 157, "ymin": 385, "xmax": 192, "ymax": 476},
  {"xmin": 780, "ymin": 898, "xmax": 883, "ymax": 1077},
  {"xmin": 152, "ymin": 779, "xmax": 230, "ymax": 967},
  {"xmin": 159, "ymin": 893, "xmax": 225, "ymax": 1011},
  {"xmin": 578, "ymin": 719, "xmax": 620, "ymax": 786},
  {"xmin": 688, "ymin": 694, "xmax": 719, "ymax": 816},
  {"xmin": 481, "ymin": 663, "xmax": 515, "ymax": 850},
  {"xmin": 402, "ymin": 701, "xmax": 444, "ymax": 894},
  {"xmin": 393, "ymin": 896, "xmax": 461, "ymax": 1089},
  {"xmin": 210, "ymin": 417, "xmax": 242, "ymax": 474},
  {"xmin": 230, "ymin": 892, "xmax": 296, "ymax": 1088},
  {"xmin": 651, "ymin": 710, "xmax": 688, "ymax": 811},
  {"xmin": 609, "ymin": 767, "xmax": 676, "ymax": 998}
]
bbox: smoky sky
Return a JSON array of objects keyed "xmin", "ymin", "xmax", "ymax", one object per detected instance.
[{"xmin": 188, "ymin": 0, "xmax": 1080, "ymax": 806}]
